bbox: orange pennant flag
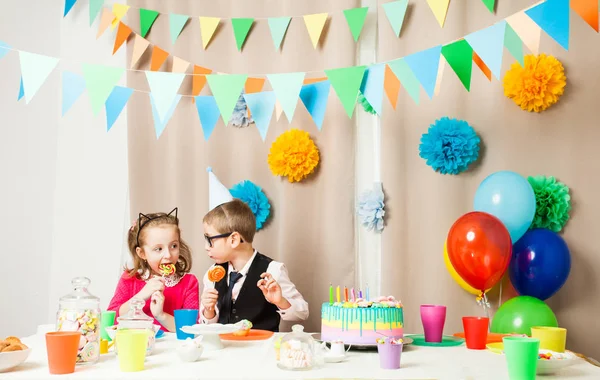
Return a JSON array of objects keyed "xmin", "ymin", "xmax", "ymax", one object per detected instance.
[
  {"xmin": 150, "ymin": 46, "xmax": 169, "ymax": 71},
  {"xmin": 113, "ymin": 22, "xmax": 132, "ymax": 54},
  {"xmin": 570, "ymin": 0, "xmax": 598, "ymax": 32},
  {"xmin": 303, "ymin": 77, "xmax": 328, "ymax": 84},
  {"xmin": 473, "ymin": 52, "xmax": 492, "ymax": 81},
  {"xmin": 97, "ymin": 8, "xmax": 115, "ymax": 39},
  {"xmin": 130, "ymin": 34, "xmax": 149, "ymax": 68},
  {"xmin": 171, "ymin": 57, "xmax": 190, "ymax": 73},
  {"xmin": 245, "ymin": 77, "xmax": 266, "ymax": 94},
  {"xmin": 384, "ymin": 64, "xmax": 401, "ymax": 110},
  {"xmin": 192, "ymin": 65, "xmax": 212, "ymax": 96}
]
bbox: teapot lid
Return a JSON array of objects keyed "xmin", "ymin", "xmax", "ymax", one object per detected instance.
[
  {"xmin": 117, "ymin": 297, "xmax": 153, "ymax": 325},
  {"xmin": 59, "ymin": 277, "xmax": 99, "ymax": 308}
]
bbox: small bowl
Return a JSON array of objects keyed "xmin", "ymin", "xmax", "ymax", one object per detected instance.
[
  {"xmin": 537, "ymin": 349, "xmax": 576, "ymax": 375},
  {"xmin": 0, "ymin": 348, "xmax": 31, "ymax": 372},
  {"xmin": 176, "ymin": 342, "xmax": 204, "ymax": 362}
]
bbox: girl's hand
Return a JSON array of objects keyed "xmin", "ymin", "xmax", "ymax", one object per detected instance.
[
  {"xmin": 150, "ymin": 291, "xmax": 165, "ymax": 319},
  {"xmin": 136, "ymin": 276, "xmax": 165, "ymax": 300}
]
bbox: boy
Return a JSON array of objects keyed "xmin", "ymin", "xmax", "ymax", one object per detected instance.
[{"xmin": 200, "ymin": 169, "xmax": 308, "ymax": 331}]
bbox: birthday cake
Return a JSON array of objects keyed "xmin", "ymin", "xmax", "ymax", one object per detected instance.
[{"xmin": 321, "ymin": 296, "xmax": 404, "ymax": 345}]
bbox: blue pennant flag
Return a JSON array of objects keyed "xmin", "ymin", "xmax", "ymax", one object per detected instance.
[
  {"xmin": 195, "ymin": 96, "xmax": 221, "ymax": 141},
  {"xmin": 0, "ymin": 41, "xmax": 10, "ymax": 59},
  {"xmin": 17, "ymin": 77, "xmax": 24, "ymax": 101},
  {"xmin": 243, "ymin": 91, "xmax": 277, "ymax": 141},
  {"xmin": 360, "ymin": 64, "xmax": 385, "ymax": 115},
  {"xmin": 525, "ymin": 0, "xmax": 570, "ymax": 50},
  {"xmin": 465, "ymin": 21, "xmax": 506, "ymax": 80},
  {"xmin": 404, "ymin": 45, "xmax": 442, "ymax": 99},
  {"xmin": 150, "ymin": 93, "xmax": 182, "ymax": 139},
  {"xmin": 61, "ymin": 71, "xmax": 86, "ymax": 116},
  {"xmin": 105, "ymin": 86, "xmax": 133, "ymax": 131},
  {"xmin": 299, "ymin": 80, "xmax": 330, "ymax": 130},
  {"xmin": 64, "ymin": 0, "xmax": 78, "ymax": 17}
]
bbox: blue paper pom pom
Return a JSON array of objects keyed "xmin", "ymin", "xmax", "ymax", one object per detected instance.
[
  {"xmin": 229, "ymin": 180, "xmax": 271, "ymax": 230},
  {"xmin": 357, "ymin": 182, "xmax": 385, "ymax": 233},
  {"xmin": 419, "ymin": 117, "xmax": 480, "ymax": 175}
]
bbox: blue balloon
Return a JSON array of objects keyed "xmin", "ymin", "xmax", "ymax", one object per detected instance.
[
  {"xmin": 473, "ymin": 171, "xmax": 536, "ymax": 242},
  {"xmin": 509, "ymin": 229, "xmax": 571, "ymax": 300}
]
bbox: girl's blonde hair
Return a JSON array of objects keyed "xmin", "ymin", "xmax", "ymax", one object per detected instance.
[{"xmin": 126, "ymin": 208, "xmax": 192, "ymax": 278}]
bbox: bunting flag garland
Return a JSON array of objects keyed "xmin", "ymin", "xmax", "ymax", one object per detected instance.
[
  {"xmin": 140, "ymin": 9, "xmax": 160, "ymax": 38},
  {"xmin": 111, "ymin": 4, "xmax": 130, "ymax": 30},
  {"xmin": 89, "ymin": 0, "xmax": 104, "ymax": 26},
  {"xmin": 324, "ymin": 65, "xmax": 366, "ymax": 117},
  {"xmin": 243, "ymin": 91, "xmax": 277, "ymax": 141},
  {"xmin": 441, "ymin": 40, "xmax": 473, "ymax": 91},
  {"xmin": 96, "ymin": 8, "xmax": 113, "ymax": 39},
  {"xmin": 113, "ymin": 22, "xmax": 132, "ymax": 54},
  {"xmin": 524, "ymin": 0, "xmax": 570, "ymax": 50},
  {"xmin": 343, "ymin": 7, "xmax": 369, "ymax": 42},
  {"xmin": 303, "ymin": 13, "xmax": 328, "ymax": 48},
  {"xmin": 169, "ymin": 14, "xmax": 190, "ymax": 44},
  {"xmin": 195, "ymin": 96, "xmax": 221, "ymax": 140},
  {"xmin": 231, "ymin": 18, "xmax": 254, "ymax": 51},
  {"xmin": 464, "ymin": 21, "xmax": 506, "ymax": 80},
  {"xmin": 382, "ymin": 0, "xmax": 409, "ymax": 37},
  {"xmin": 570, "ymin": 0, "xmax": 598, "ymax": 32},
  {"xmin": 64, "ymin": 0, "xmax": 78, "ymax": 18},
  {"xmin": 18, "ymin": 51, "xmax": 59, "ymax": 104},
  {"xmin": 130, "ymin": 34, "xmax": 149, "ymax": 68},
  {"xmin": 199, "ymin": 17, "xmax": 221, "ymax": 49},
  {"xmin": 61, "ymin": 71, "xmax": 86, "ymax": 116},
  {"xmin": 81, "ymin": 63, "xmax": 124, "ymax": 115},
  {"xmin": 426, "ymin": 0, "xmax": 451, "ymax": 28},
  {"xmin": 105, "ymin": 86, "xmax": 133, "ymax": 131},
  {"xmin": 268, "ymin": 17, "xmax": 291, "ymax": 50},
  {"xmin": 481, "ymin": 0, "xmax": 496, "ymax": 13}
]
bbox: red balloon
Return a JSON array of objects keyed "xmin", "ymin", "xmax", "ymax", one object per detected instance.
[{"xmin": 447, "ymin": 211, "xmax": 512, "ymax": 291}]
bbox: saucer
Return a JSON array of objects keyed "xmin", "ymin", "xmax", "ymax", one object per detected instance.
[{"xmin": 323, "ymin": 354, "xmax": 347, "ymax": 363}]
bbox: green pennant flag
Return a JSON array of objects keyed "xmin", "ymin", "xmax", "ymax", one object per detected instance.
[
  {"xmin": 387, "ymin": 58, "xmax": 421, "ymax": 105},
  {"xmin": 343, "ymin": 7, "xmax": 368, "ymax": 42},
  {"xmin": 324, "ymin": 65, "xmax": 366, "ymax": 118},
  {"xmin": 268, "ymin": 17, "xmax": 291, "ymax": 50},
  {"xmin": 441, "ymin": 40, "xmax": 473, "ymax": 91},
  {"xmin": 481, "ymin": 0, "xmax": 495, "ymax": 13},
  {"xmin": 169, "ymin": 13, "xmax": 189, "ymax": 44},
  {"xmin": 504, "ymin": 23, "xmax": 524, "ymax": 67},
  {"xmin": 89, "ymin": 0, "xmax": 104, "ymax": 26},
  {"xmin": 382, "ymin": 0, "xmax": 409, "ymax": 37},
  {"xmin": 206, "ymin": 74, "xmax": 248, "ymax": 123},
  {"xmin": 231, "ymin": 18, "xmax": 254, "ymax": 51},
  {"xmin": 140, "ymin": 9, "xmax": 160, "ymax": 38},
  {"xmin": 82, "ymin": 63, "xmax": 125, "ymax": 115}
]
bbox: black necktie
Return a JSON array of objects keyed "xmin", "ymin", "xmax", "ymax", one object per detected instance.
[{"xmin": 221, "ymin": 271, "xmax": 243, "ymax": 323}]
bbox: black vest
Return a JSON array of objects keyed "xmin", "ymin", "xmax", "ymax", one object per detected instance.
[{"xmin": 215, "ymin": 252, "xmax": 281, "ymax": 332}]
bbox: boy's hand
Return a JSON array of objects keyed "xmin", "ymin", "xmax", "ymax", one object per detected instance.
[
  {"xmin": 257, "ymin": 273, "xmax": 290, "ymax": 310},
  {"xmin": 201, "ymin": 289, "xmax": 219, "ymax": 318}
]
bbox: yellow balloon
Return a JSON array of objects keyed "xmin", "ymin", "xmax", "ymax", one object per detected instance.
[{"xmin": 443, "ymin": 241, "xmax": 490, "ymax": 295}]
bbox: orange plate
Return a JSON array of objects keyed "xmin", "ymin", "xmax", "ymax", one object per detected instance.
[
  {"xmin": 219, "ymin": 329, "xmax": 274, "ymax": 341},
  {"xmin": 453, "ymin": 332, "xmax": 511, "ymax": 344}
]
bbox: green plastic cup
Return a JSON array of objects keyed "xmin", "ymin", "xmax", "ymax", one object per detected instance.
[
  {"xmin": 101, "ymin": 311, "xmax": 116, "ymax": 341},
  {"xmin": 503, "ymin": 336, "xmax": 540, "ymax": 380},
  {"xmin": 116, "ymin": 330, "xmax": 148, "ymax": 372}
]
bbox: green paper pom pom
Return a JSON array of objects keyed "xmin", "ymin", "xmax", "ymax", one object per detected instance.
[
  {"xmin": 358, "ymin": 92, "xmax": 377, "ymax": 115},
  {"xmin": 527, "ymin": 175, "xmax": 571, "ymax": 233}
]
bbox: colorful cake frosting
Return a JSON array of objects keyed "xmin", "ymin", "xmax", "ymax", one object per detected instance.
[{"xmin": 321, "ymin": 296, "xmax": 403, "ymax": 345}]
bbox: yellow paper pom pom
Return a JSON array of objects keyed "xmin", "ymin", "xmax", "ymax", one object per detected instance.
[
  {"xmin": 268, "ymin": 129, "xmax": 319, "ymax": 183},
  {"xmin": 503, "ymin": 54, "xmax": 566, "ymax": 113}
]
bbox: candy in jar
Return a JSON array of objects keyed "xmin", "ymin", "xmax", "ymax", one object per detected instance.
[
  {"xmin": 278, "ymin": 324, "xmax": 315, "ymax": 371},
  {"xmin": 56, "ymin": 277, "xmax": 101, "ymax": 365}
]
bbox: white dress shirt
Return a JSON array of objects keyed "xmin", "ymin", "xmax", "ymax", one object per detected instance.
[{"xmin": 200, "ymin": 250, "xmax": 309, "ymax": 324}]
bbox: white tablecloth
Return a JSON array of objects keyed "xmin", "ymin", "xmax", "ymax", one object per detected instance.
[{"xmin": 3, "ymin": 328, "xmax": 600, "ymax": 380}]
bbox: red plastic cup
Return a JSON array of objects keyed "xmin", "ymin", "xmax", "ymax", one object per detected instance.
[{"xmin": 462, "ymin": 316, "xmax": 489, "ymax": 349}]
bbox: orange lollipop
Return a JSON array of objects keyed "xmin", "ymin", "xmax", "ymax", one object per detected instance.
[
  {"xmin": 159, "ymin": 263, "xmax": 176, "ymax": 276},
  {"xmin": 208, "ymin": 266, "xmax": 226, "ymax": 283}
]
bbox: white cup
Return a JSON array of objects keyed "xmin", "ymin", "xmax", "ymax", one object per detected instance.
[{"xmin": 330, "ymin": 341, "xmax": 346, "ymax": 356}]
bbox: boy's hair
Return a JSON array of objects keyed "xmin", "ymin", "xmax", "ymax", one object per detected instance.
[
  {"xmin": 203, "ymin": 199, "xmax": 256, "ymax": 243},
  {"xmin": 126, "ymin": 210, "xmax": 192, "ymax": 278}
]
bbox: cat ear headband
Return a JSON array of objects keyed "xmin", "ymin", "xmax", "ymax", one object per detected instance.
[{"xmin": 134, "ymin": 207, "xmax": 178, "ymax": 248}]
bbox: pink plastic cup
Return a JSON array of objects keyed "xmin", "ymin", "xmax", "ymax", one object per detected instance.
[{"xmin": 420, "ymin": 304, "xmax": 446, "ymax": 343}]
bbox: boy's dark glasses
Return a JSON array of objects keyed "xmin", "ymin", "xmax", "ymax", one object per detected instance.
[{"xmin": 204, "ymin": 232, "xmax": 233, "ymax": 247}]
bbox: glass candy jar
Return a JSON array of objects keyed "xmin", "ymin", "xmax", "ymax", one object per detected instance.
[
  {"xmin": 56, "ymin": 277, "xmax": 101, "ymax": 365},
  {"xmin": 115, "ymin": 297, "xmax": 156, "ymax": 354},
  {"xmin": 278, "ymin": 324, "xmax": 315, "ymax": 371}
]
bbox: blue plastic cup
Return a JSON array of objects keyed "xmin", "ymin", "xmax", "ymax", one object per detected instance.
[{"xmin": 174, "ymin": 309, "xmax": 199, "ymax": 340}]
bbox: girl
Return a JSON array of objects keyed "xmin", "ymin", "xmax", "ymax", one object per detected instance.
[{"xmin": 107, "ymin": 208, "xmax": 199, "ymax": 332}]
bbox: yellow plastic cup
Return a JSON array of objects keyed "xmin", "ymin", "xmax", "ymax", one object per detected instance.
[
  {"xmin": 116, "ymin": 330, "xmax": 148, "ymax": 372},
  {"xmin": 530, "ymin": 326, "xmax": 566, "ymax": 353}
]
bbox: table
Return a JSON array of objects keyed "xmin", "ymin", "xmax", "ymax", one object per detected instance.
[{"xmin": 3, "ymin": 327, "xmax": 600, "ymax": 379}]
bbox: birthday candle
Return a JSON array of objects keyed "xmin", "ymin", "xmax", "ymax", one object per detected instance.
[
  {"xmin": 336, "ymin": 286, "xmax": 340, "ymax": 303},
  {"xmin": 329, "ymin": 284, "xmax": 333, "ymax": 305},
  {"xmin": 344, "ymin": 287, "xmax": 348, "ymax": 302},
  {"xmin": 351, "ymin": 288, "xmax": 355, "ymax": 302},
  {"xmin": 359, "ymin": 290, "xmax": 363, "ymax": 299},
  {"xmin": 366, "ymin": 284, "xmax": 370, "ymax": 301}
]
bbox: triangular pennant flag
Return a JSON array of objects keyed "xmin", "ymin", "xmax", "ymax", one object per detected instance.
[
  {"xmin": 426, "ymin": 0, "xmax": 450, "ymax": 28},
  {"xmin": 274, "ymin": 100, "xmax": 284, "ymax": 120},
  {"xmin": 0, "ymin": 41, "xmax": 10, "ymax": 59},
  {"xmin": 113, "ymin": 22, "xmax": 132, "ymax": 54},
  {"xmin": 441, "ymin": 39, "xmax": 473, "ymax": 91},
  {"xmin": 343, "ymin": 7, "xmax": 368, "ymax": 42},
  {"xmin": 481, "ymin": 0, "xmax": 495, "ymax": 13},
  {"xmin": 324, "ymin": 65, "xmax": 366, "ymax": 118},
  {"xmin": 97, "ymin": 8, "xmax": 114, "ymax": 38},
  {"xmin": 506, "ymin": 12, "xmax": 541, "ymax": 55},
  {"xmin": 171, "ymin": 57, "xmax": 190, "ymax": 73},
  {"xmin": 571, "ymin": 0, "xmax": 598, "ymax": 32},
  {"xmin": 382, "ymin": 0, "xmax": 409, "ymax": 37},
  {"xmin": 82, "ymin": 63, "xmax": 125, "ymax": 115},
  {"xmin": 231, "ymin": 18, "xmax": 254, "ymax": 51},
  {"xmin": 105, "ymin": 86, "xmax": 133, "ymax": 131},
  {"xmin": 404, "ymin": 45, "xmax": 441, "ymax": 99},
  {"xmin": 383, "ymin": 64, "xmax": 401, "ymax": 109},
  {"xmin": 195, "ymin": 96, "xmax": 220, "ymax": 140},
  {"xmin": 434, "ymin": 55, "xmax": 446, "ymax": 96},
  {"xmin": 89, "ymin": 0, "xmax": 104, "ymax": 25},
  {"xmin": 206, "ymin": 74, "xmax": 248, "ymax": 123},
  {"xmin": 360, "ymin": 64, "xmax": 385, "ymax": 115},
  {"xmin": 243, "ymin": 91, "xmax": 276, "ymax": 141},
  {"xmin": 473, "ymin": 52, "xmax": 492, "ymax": 81},
  {"xmin": 192, "ymin": 65, "xmax": 212, "ymax": 96},
  {"xmin": 150, "ymin": 93, "xmax": 181, "ymax": 139},
  {"xmin": 268, "ymin": 17, "xmax": 291, "ymax": 50},
  {"xmin": 64, "ymin": 0, "xmax": 77, "ymax": 17},
  {"xmin": 130, "ymin": 34, "xmax": 149, "ymax": 68},
  {"xmin": 303, "ymin": 77, "xmax": 327, "ymax": 85},
  {"xmin": 169, "ymin": 14, "xmax": 189, "ymax": 44},
  {"xmin": 299, "ymin": 80, "xmax": 330, "ymax": 130},
  {"xmin": 17, "ymin": 77, "xmax": 24, "ymax": 101},
  {"xmin": 303, "ymin": 13, "xmax": 328, "ymax": 48},
  {"xmin": 61, "ymin": 71, "xmax": 86, "ymax": 116},
  {"xmin": 266, "ymin": 72, "xmax": 305, "ymax": 122},
  {"xmin": 140, "ymin": 9, "xmax": 160, "ymax": 38},
  {"xmin": 525, "ymin": 0, "xmax": 570, "ymax": 50},
  {"xmin": 387, "ymin": 58, "xmax": 420, "ymax": 104},
  {"xmin": 504, "ymin": 23, "xmax": 524, "ymax": 67},
  {"xmin": 464, "ymin": 21, "xmax": 506, "ymax": 80},
  {"xmin": 145, "ymin": 71, "xmax": 185, "ymax": 122},
  {"xmin": 199, "ymin": 17, "xmax": 220, "ymax": 49},
  {"xmin": 150, "ymin": 46, "xmax": 169, "ymax": 71},
  {"xmin": 18, "ymin": 51, "xmax": 59, "ymax": 104},
  {"xmin": 245, "ymin": 77, "xmax": 266, "ymax": 94},
  {"xmin": 111, "ymin": 4, "xmax": 130, "ymax": 30}
]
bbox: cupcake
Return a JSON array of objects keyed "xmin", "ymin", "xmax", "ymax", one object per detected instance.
[{"xmin": 233, "ymin": 319, "xmax": 253, "ymax": 336}]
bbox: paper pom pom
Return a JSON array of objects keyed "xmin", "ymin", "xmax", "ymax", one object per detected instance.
[
  {"xmin": 229, "ymin": 180, "xmax": 271, "ymax": 230},
  {"xmin": 358, "ymin": 92, "xmax": 376, "ymax": 115},
  {"xmin": 419, "ymin": 117, "xmax": 480, "ymax": 175},
  {"xmin": 268, "ymin": 129, "xmax": 319, "ymax": 183},
  {"xmin": 527, "ymin": 175, "xmax": 571, "ymax": 232},
  {"xmin": 503, "ymin": 54, "xmax": 566, "ymax": 113},
  {"xmin": 357, "ymin": 182, "xmax": 385, "ymax": 232},
  {"xmin": 229, "ymin": 92, "xmax": 255, "ymax": 128}
]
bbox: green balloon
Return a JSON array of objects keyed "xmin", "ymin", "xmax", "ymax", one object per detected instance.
[{"xmin": 491, "ymin": 296, "xmax": 558, "ymax": 335}]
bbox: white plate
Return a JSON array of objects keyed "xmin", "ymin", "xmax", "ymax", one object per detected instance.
[
  {"xmin": 180, "ymin": 324, "xmax": 238, "ymax": 335},
  {"xmin": 0, "ymin": 348, "xmax": 31, "ymax": 373},
  {"xmin": 537, "ymin": 350, "xmax": 576, "ymax": 375},
  {"xmin": 324, "ymin": 354, "xmax": 347, "ymax": 363}
]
